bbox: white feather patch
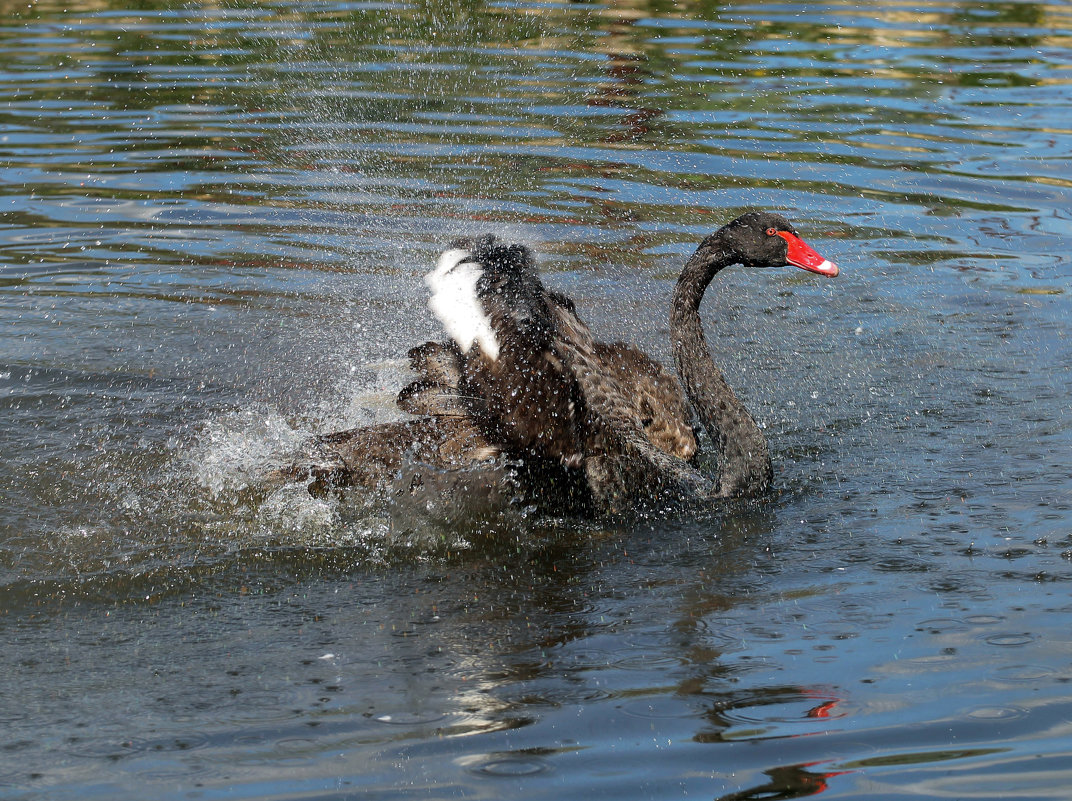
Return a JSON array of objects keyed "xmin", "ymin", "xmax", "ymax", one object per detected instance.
[{"xmin": 425, "ymin": 248, "xmax": 500, "ymax": 361}]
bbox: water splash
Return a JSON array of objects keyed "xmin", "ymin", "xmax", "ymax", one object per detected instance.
[{"xmin": 189, "ymin": 405, "xmax": 310, "ymax": 498}]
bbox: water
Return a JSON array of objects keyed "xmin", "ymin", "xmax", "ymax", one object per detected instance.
[{"xmin": 2, "ymin": 0, "xmax": 1071, "ymax": 797}]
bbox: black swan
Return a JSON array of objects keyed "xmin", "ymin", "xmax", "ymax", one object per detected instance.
[{"xmin": 283, "ymin": 212, "xmax": 838, "ymax": 515}]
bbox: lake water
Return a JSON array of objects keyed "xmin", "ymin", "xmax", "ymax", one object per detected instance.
[{"xmin": 2, "ymin": 0, "xmax": 1071, "ymax": 798}]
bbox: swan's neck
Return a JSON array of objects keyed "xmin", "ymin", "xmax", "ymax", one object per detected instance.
[{"xmin": 670, "ymin": 240, "xmax": 772, "ymax": 497}]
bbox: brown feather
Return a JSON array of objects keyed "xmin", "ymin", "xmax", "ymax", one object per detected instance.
[
  {"xmin": 279, "ymin": 417, "xmax": 500, "ymax": 495},
  {"xmin": 591, "ymin": 341, "xmax": 697, "ymax": 461}
]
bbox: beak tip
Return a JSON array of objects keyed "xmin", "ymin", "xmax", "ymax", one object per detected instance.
[
  {"xmin": 793, "ymin": 258, "xmax": 840, "ymax": 277},
  {"xmin": 811, "ymin": 259, "xmax": 839, "ymax": 277}
]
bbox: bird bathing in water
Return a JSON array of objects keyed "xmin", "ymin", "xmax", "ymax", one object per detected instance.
[{"xmin": 282, "ymin": 212, "xmax": 839, "ymax": 516}]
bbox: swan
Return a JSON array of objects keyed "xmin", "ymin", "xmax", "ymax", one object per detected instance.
[{"xmin": 283, "ymin": 212, "xmax": 838, "ymax": 515}]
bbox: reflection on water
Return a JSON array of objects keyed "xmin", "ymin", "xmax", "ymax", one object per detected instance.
[{"xmin": 2, "ymin": 0, "xmax": 1072, "ymax": 799}]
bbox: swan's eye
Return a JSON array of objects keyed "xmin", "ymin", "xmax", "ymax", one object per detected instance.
[{"xmin": 765, "ymin": 227, "xmax": 778, "ymax": 236}]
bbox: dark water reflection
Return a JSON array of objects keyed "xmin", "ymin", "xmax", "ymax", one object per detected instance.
[{"xmin": 2, "ymin": 0, "xmax": 1072, "ymax": 798}]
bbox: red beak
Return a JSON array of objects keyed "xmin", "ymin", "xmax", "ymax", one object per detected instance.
[{"xmin": 776, "ymin": 231, "xmax": 839, "ymax": 277}]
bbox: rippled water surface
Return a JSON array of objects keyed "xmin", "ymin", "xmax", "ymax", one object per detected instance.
[{"xmin": 3, "ymin": 0, "xmax": 1072, "ymax": 798}]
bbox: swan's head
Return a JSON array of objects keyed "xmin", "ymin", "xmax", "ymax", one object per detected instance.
[{"xmin": 720, "ymin": 212, "xmax": 839, "ymax": 277}]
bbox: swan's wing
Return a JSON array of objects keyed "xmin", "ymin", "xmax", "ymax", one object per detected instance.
[
  {"xmin": 276, "ymin": 418, "xmax": 498, "ymax": 493},
  {"xmin": 425, "ymin": 235, "xmax": 549, "ymax": 361},
  {"xmin": 543, "ymin": 289, "xmax": 696, "ymax": 461},
  {"xmin": 547, "ymin": 298, "xmax": 713, "ymax": 513},
  {"xmin": 424, "ymin": 236, "xmax": 587, "ymax": 466},
  {"xmin": 590, "ymin": 341, "xmax": 697, "ymax": 461},
  {"xmin": 397, "ymin": 342, "xmax": 470, "ymax": 419}
]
